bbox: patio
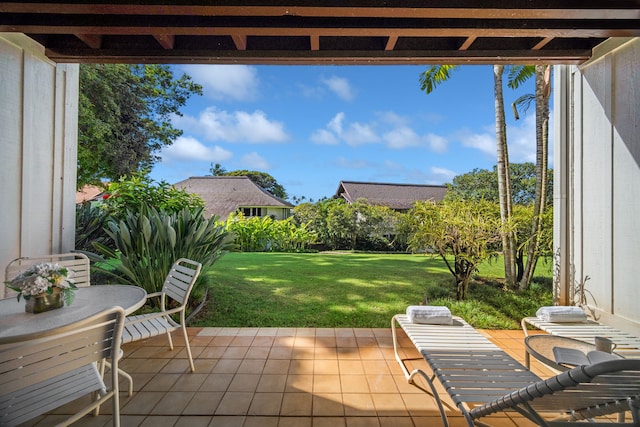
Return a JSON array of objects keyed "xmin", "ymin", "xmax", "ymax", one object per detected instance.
[{"xmin": 35, "ymin": 327, "xmax": 563, "ymax": 427}]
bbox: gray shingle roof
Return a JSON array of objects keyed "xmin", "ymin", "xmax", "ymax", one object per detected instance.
[
  {"xmin": 173, "ymin": 176, "xmax": 293, "ymax": 220},
  {"xmin": 335, "ymin": 180, "xmax": 447, "ymax": 210}
]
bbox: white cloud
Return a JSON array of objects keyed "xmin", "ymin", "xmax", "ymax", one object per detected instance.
[
  {"xmin": 343, "ymin": 122, "xmax": 380, "ymax": 146},
  {"xmin": 177, "ymin": 107, "xmax": 289, "ymax": 143},
  {"xmin": 507, "ymin": 113, "xmax": 537, "ymax": 163},
  {"xmin": 160, "ymin": 136, "xmax": 232, "ymax": 163},
  {"xmin": 429, "ymin": 166, "xmax": 458, "ymax": 183},
  {"xmin": 240, "ymin": 152, "xmax": 271, "ymax": 170},
  {"xmin": 334, "ymin": 156, "xmax": 370, "ymax": 169},
  {"xmin": 310, "ymin": 129, "xmax": 339, "ymax": 145},
  {"xmin": 383, "ymin": 127, "xmax": 422, "ymax": 149},
  {"xmin": 426, "ymin": 133, "xmax": 448, "ymax": 153},
  {"xmin": 327, "ymin": 112, "xmax": 345, "ymax": 135},
  {"xmin": 321, "ymin": 76, "xmax": 355, "ymax": 101},
  {"xmin": 457, "ymin": 129, "xmax": 495, "ymax": 157},
  {"xmin": 181, "ymin": 64, "xmax": 259, "ymax": 101}
]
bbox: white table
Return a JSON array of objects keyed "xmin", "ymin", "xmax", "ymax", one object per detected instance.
[{"xmin": 0, "ymin": 285, "xmax": 147, "ymax": 344}]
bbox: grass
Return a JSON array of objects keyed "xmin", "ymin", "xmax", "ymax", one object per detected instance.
[{"xmin": 192, "ymin": 252, "xmax": 553, "ymax": 330}]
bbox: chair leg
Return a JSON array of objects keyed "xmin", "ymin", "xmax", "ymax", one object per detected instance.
[
  {"xmin": 166, "ymin": 329, "xmax": 175, "ymax": 350},
  {"xmin": 182, "ymin": 324, "xmax": 195, "ymax": 372}
]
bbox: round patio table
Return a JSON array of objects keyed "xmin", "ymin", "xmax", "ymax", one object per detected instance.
[
  {"xmin": 0, "ymin": 285, "xmax": 146, "ymax": 344},
  {"xmin": 525, "ymin": 334, "xmax": 599, "ymax": 371}
]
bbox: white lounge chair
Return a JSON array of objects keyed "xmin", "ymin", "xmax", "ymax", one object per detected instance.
[
  {"xmin": 0, "ymin": 306, "xmax": 125, "ymax": 427},
  {"xmin": 121, "ymin": 258, "xmax": 202, "ymax": 373},
  {"xmin": 392, "ymin": 313, "xmax": 640, "ymax": 426}
]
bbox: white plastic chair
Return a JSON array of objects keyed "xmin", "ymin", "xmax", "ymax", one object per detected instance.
[
  {"xmin": 0, "ymin": 306, "xmax": 125, "ymax": 427},
  {"xmin": 121, "ymin": 258, "xmax": 202, "ymax": 373},
  {"xmin": 4, "ymin": 252, "xmax": 91, "ymax": 299}
]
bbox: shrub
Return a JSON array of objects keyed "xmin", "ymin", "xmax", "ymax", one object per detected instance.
[
  {"xmin": 225, "ymin": 213, "xmax": 316, "ymax": 252},
  {"xmin": 91, "ymin": 206, "xmax": 235, "ymax": 299}
]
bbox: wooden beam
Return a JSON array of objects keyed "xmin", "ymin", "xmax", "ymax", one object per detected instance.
[
  {"xmin": 459, "ymin": 36, "xmax": 476, "ymax": 51},
  {"xmin": 232, "ymin": 34, "xmax": 247, "ymax": 50},
  {"xmin": 153, "ymin": 34, "xmax": 175, "ymax": 49},
  {"xmin": 3, "ymin": 3, "xmax": 639, "ymax": 20},
  {"xmin": 533, "ymin": 37, "xmax": 553, "ymax": 50},
  {"xmin": 75, "ymin": 34, "xmax": 102, "ymax": 49},
  {"xmin": 385, "ymin": 35, "xmax": 398, "ymax": 51},
  {"xmin": 310, "ymin": 35, "xmax": 320, "ymax": 51}
]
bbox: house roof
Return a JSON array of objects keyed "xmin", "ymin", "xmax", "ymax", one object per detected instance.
[
  {"xmin": 173, "ymin": 176, "xmax": 294, "ymax": 220},
  {"xmin": 335, "ymin": 180, "xmax": 446, "ymax": 210},
  {"xmin": 75, "ymin": 184, "xmax": 106, "ymax": 204},
  {"xmin": 2, "ymin": 2, "xmax": 639, "ymax": 65}
]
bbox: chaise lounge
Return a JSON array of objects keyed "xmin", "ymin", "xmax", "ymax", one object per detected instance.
[{"xmin": 392, "ymin": 312, "xmax": 640, "ymax": 426}]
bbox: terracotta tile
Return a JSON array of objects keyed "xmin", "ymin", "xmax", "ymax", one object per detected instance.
[
  {"xmin": 160, "ymin": 358, "xmax": 192, "ymax": 374},
  {"xmin": 236, "ymin": 328, "xmax": 260, "ymax": 337},
  {"xmin": 139, "ymin": 415, "xmax": 179, "ymax": 426},
  {"xmin": 238, "ymin": 358, "xmax": 266, "ymax": 374},
  {"xmin": 121, "ymin": 391, "xmax": 165, "ymax": 414},
  {"xmin": 275, "ymin": 327, "xmax": 296, "ymax": 337},
  {"xmin": 335, "ymin": 337, "xmax": 358, "ymax": 347},
  {"xmin": 222, "ymin": 346, "xmax": 249, "ymax": 359},
  {"xmin": 345, "ymin": 416, "xmax": 381, "ymax": 427},
  {"xmin": 285, "ymin": 374, "xmax": 314, "ymax": 393},
  {"xmin": 312, "ymin": 393, "xmax": 345, "ymax": 416},
  {"xmin": 212, "ymin": 359, "xmax": 242, "ymax": 374},
  {"xmin": 209, "ymin": 415, "xmax": 246, "ymax": 427},
  {"xmin": 174, "ymin": 415, "xmax": 213, "ymax": 427},
  {"xmin": 149, "ymin": 391, "xmax": 196, "ymax": 415},
  {"xmin": 288, "ymin": 359, "xmax": 314, "ymax": 375},
  {"xmin": 170, "ymin": 373, "xmax": 208, "ymax": 391},
  {"xmin": 230, "ymin": 336, "xmax": 255, "ymax": 346},
  {"xmin": 294, "ymin": 336, "xmax": 316, "ymax": 347},
  {"xmin": 247, "ymin": 392, "xmax": 283, "ymax": 415},
  {"xmin": 342, "ymin": 393, "xmax": 376, "ymax": 416},
  {"xmin": 277, "ymin": 416, "xmax": 312, "ymax": 427},
  {"xmin": 263, "ymin": 359, "xmax": 291, "ymax": 374},
  {"xmin": 256, "ymin": 327, "xmax": 278, "ymax": 336},
  {"xmin": 141, "ymin": 373, "xmax": 181, "ymax": 391},
  {"xmin": 340, "ymin": 375, "xmax": 370, "ymax": 394},
  {"xmin": 252, "ymin": 336, "xmax": 276, "ymax": 346},
  {"xmin": 313, "ymin": 374, "xmax": 342, "ymax": 393},
  {"xmin": 338, "ymin": 360, "xmax": 365, "ymax": 375},
  {"xmin": 256, "ymin": 374, "xmax": 288, "ymax": 392},
  {"xmin": 335, "ymin": 329, "xmax": 355, "ymax": 337},
  {"xmin": 371, "ymin": 393, "xmax": 409, "ymax": 416},
  {"xmin": 378, "ymin": 416, "xmax": 415, "ymax": 427},
  {"xmin": 316, "ymin": 336, "xmax": 337, "ymax": 348},
  {"xmin": 190, "ymin": 335, "xmax": 214, "ymax": 346},
  {"xmin": 362, "ymin": 360, "xmax": 391, "ymax": 375},
  {"xmin": 269, "ymin": 346, "xmax": 294, "ymax": 359},
  {"xmin": 215, "ymin": 391, "xmax": 254, "ymax": 415},
  {"xmin": 314, "ymin": 359, "xmax": 339, "ymax": 374},
  {"xmin": 316, "ymin": 328, "xmax": 336, "ymax": 337},
  {"xmin": 292, "ymin": 347, "xmax": 316, "ymax": 359},
  {"xmin": 353, "ymin": 329, "xmax": 375, "ymax": 337},
  {"xmin": 367, "ymin": 374, "xmax": 399, "ymax": 394},
  {"xmin": 280, "ymin": 393, "xmax": 312, "ymax": 416},
  {"xmin": 197, "ymin": 327, "xmax": 222, "ymax": 336},
  {"xmin": 228, "ymin": 373, "xmax": 261, "ymax": 392},
  {"xmin": 243, "ymin": 416, "xmax": 279, "ymax": 427},
  {"xmin": 313, "ymin": 416, "xmax": 346, "ymax": 427},
  {"xmin": 295, "ymin": 328, "xmax": 316, "ymax": 337},
  {"xmin": 182, "ymin": 391, "xmax": 224, "ymax": 415},
  {"xmin": 245, "ymin": 346, "xmax": 272, "ymax": 359},
  {"xmin": 200, "ymin": 373, "xmax": 234, "ymax": 392},
  {"xmin": 336, "ymin": 347, "xmax": 360, "ymax": 359},
  {"xmin": 314, "ymin": 346, "xmax": 338, "ymax": 359},
  {"xmin": 199, "ymin": 346, "xmax": 227, "ymax": 358}
]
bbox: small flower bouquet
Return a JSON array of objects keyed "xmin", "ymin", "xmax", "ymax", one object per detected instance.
[{"xmin": 5, "ymin": 262, "xmax": 77, "ymax": 307}]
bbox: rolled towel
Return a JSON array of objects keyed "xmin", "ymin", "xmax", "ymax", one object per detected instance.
[
  {"xmin": 536, "ymin": 306, "xmax": 588, "ymax": 322},
  {"xmin": 407, "ymin": 305, "xmax": 453, "ymax": 325}
]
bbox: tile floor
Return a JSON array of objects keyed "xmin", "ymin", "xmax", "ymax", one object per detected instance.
[{"xmin": 35, "ymin": 327, "xmax": 568, "ymax": 426}]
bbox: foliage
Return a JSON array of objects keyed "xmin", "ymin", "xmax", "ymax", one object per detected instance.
[
  {"xmin": 75, "ymin": 202, "xmax": 112, "ymax": 252},
  {"xmin": 446, "ymin": 163, "xmax": 553, "ymax": 206},
  {"xmin": 225, "ymin": 213, "xmax": 316, "ymax": 252},
  {"xmin": 404, "ymin": 199, "xmax": 503, "ymax": 300},
  {"xmin": 292, "ymin": 198, "xmax": 404, "ymax": 251},
  {"xmin": 77, "ymin": 64, "xmax": 202, "ymax": 188},
  {"xmin": 192, "ymin": 252, "xmax": 552, "ymax": 329},
  {"xmin": 102, "ymin": 172, "xmax": 204, "ymax": 218},
  {"xmin": 211, "ymin": 167, "xmax": 288, "ymax": 200},
  {"xmin": 90, "ymin": 206, "xmax": 234, "ymax": 298}
]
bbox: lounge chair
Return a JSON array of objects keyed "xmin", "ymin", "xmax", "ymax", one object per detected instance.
[
  {"xmin": 522, "ymin": 309, "xmax": 640, "ymax": 360},
  {"xmin": 392, "ymin": 313, "xmax": 640, "ymax": 426}
]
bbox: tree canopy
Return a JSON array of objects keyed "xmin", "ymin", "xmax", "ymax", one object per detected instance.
[
  {"xmin": 446, "ymin": 163, "xmax": 553, "ymax": 206},
  {"xmin": 77, "ymin": 64, "xmax": 202, "ymax": 188},
  {"xmin": 209, "ymin": 163, "xmax": 288, "ymax": 200}
]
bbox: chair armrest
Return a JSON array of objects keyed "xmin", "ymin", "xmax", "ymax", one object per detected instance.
[
  {"xmin": 146, "ymin": 292, "xmax": 163, "ymax": 299},
  {"xmin": 124, "ymin": 305, "xmax": 186, "ymax": 325}
]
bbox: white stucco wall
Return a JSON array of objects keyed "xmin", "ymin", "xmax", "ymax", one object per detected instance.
[
  {"xmin": 556, "ymin": 38, "xmax": 640, "ymax": 334},
  {"xmin": 0, "ymin": 34, "xmax": 79, "ymax": 298}
]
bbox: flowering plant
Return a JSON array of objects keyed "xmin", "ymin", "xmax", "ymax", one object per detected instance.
[{"xmin": 5, "ymin": 262, "xmax": 77, "ymax": 305}]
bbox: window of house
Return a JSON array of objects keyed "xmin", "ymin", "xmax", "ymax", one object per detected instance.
[{"xmin": 241, "ymin": 207, "xmax": 262, "ymax": 217}]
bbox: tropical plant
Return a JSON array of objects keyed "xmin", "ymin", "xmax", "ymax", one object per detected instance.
[
  {"xmin": 75, "ymin": 202, "xmax": 112, "ymax": 252},
  {"xmin": 91, "ymin": 206, "xmax": 234, "ymax": 298},
  {"xmin": 404, "ymin": 199, "xmax": 502, "ymax": 300},
  {"xmin": 78, "ymin": 64, "xmax": 202, "ymax": 187},
  {"xmin": 103, "ymin": 172, "xmax": 204, "ymax": 218},
  {"xmin": 225, "ymin": 213, "xmax": 316, "ymax": 252}
]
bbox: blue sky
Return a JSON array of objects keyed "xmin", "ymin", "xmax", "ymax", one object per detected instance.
[{"xmin": 150, "ymin": 65, "xmax": 545, "ymax": 202}]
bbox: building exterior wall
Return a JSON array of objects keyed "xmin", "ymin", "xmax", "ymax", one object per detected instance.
[
  {"xmin": 556, "ymin": 38, "xmax": 640, "ymax": 334},
  {"xmin": 0, "ymin": 34, "xmax": 79, "ymax": 298}
]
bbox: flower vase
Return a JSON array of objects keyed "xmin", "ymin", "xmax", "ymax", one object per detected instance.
[{"xmin": 25, "ymin": 289, "xmax": 64, "ymax": 313}]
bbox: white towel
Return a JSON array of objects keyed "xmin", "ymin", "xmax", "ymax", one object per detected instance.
[
  {"xmin": 407, "ymin": 305, "xmax": 453, "ymax": 325},
  {"xmin": 536, "ymin": 306, "xmax": 588, "ymax": 322}
]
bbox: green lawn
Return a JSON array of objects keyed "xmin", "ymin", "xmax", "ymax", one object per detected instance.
[{"xmin": 192, "ymin": 252, "xmax": 553, "ymax": 329}]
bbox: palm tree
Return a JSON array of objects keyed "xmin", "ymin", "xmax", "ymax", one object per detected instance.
[
  {"xmin": 419, "ymin": 65, "xmax": 517, "ymax": 288},
  {"xmin": 508, "ymin": 65, "xmax": 552, "ymax": 290}
]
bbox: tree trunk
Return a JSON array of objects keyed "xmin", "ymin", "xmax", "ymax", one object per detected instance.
[
  {"xmin": 519, "ymin": 65, "xmax": 551, "ymax": 290},
  {"xmin": 494, "ymin": 65, "xmax": 517, "ymax": 288}
]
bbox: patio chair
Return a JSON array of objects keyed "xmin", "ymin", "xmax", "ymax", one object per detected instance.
[
  {"xmin": 4, "ymin": 252, "xmax": 91, "ymax": 298},
  {"xmin": 392, "ymin": 313, "xmax": 640, "ymax": 426},
  {"xmin": 522, "ymin": 307, "xmax": 640, "ymax": 360},
  {"xmin": 0, "ymin": 306, "xmax": 125, "ymax": 427},
  {"xmin": 121, "ymin": 258, "xmax": 202, "ymax": 373}
]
